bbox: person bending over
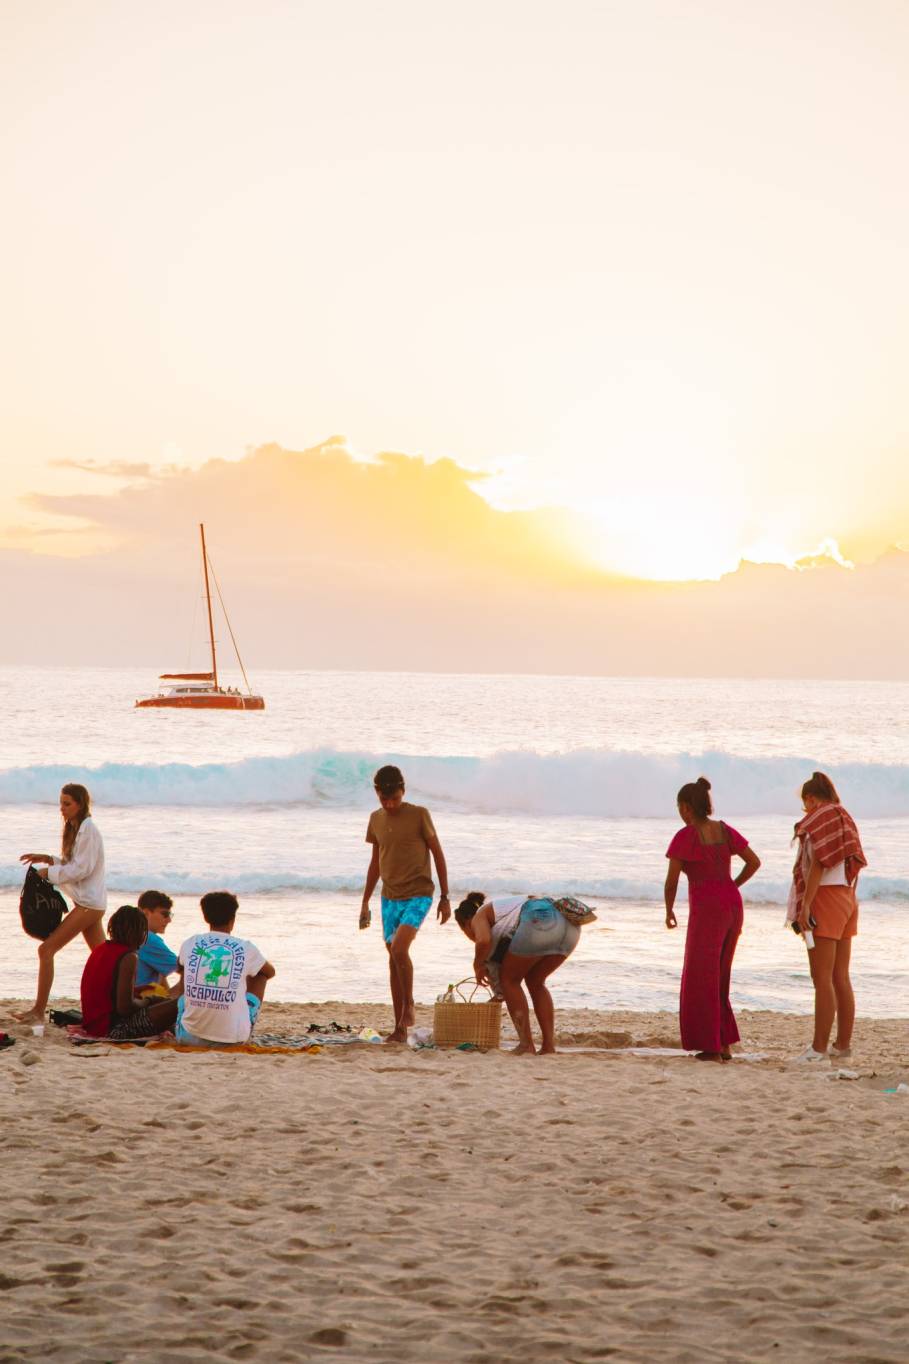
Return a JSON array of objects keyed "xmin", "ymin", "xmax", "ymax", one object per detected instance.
[
  {"xmin": 359, "ymin": 765, "xmax": 451, "ymax": 1043},
  {"xmin": 455, "ymin": 893, "xmax": 582, "ymax": 1055},
  {"xmin": 175, "ymin": 892, "xmax": 275, "ymax": 1048},
  {"xmin": 136, "ymin": 890, "xmax": 179, "ymax": 997},
  {"xmin": 81, "ymin": 905, "xmax": 178, "ymax": 1040}
]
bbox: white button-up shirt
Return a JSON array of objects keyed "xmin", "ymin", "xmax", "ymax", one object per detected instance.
[{"xmin": 46, "ymin": 817, "xmax": 106, "ymax": 910}]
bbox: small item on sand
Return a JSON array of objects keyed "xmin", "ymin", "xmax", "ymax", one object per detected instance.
[
  {"xmin": 49, "ymin": 1009, "xmax": 84, "ymax": 1028},
  {"xmin": 19, "ymin": 1050, "xmax": 40, "ymax": 1066},
  {"xmin": 306, "ymin": 1020, "xmax": 353, "ymax": 1034},
  {"xmin": 0, "ymin": 1033, "xmax": 15, "ymax": 1051},
  {"xmin": 357, "ymin": 1027, "xmax": 382, "ymax": 1044}
]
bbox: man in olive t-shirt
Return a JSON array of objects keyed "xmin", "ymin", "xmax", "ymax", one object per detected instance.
[{"xmin": 360, "ymin": 765, "xmax": 451, "ymax": 1042}]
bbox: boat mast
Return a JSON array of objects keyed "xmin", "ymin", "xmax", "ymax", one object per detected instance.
[{"xmin": 200, "ymin": 523, "xmax": 219, "ymax": 690}]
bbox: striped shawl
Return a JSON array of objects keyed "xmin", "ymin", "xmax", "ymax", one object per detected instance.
[{"xmin": 791, "ymin": 802, "xmax": 867, "ymax": 918}]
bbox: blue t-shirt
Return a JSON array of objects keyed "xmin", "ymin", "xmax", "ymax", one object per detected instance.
[{"xmin": 136, "ymin": 931, "xmax": 179, "ymax": 987}]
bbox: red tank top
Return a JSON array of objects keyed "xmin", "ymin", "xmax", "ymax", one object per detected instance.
[{"xmin": 81, "ymin": 941, "xmax": 131, "ymax": 1036}]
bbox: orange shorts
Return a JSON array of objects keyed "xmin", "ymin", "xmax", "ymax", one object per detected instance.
[{"xmin": 812, "ymin": 885, "xmax": 858, "ymax": 940}]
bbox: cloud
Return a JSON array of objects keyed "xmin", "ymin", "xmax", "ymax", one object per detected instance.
[
  {"xmin": 3, "ymin": 437, "xmax": 909, "ymax": 677},
  {"xmin": 48, "ymin": 459, "xmax": 158, "ymax": 479}
]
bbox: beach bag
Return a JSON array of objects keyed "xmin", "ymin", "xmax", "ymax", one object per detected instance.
[
  {"xmin": 552, "ymin": 895, "xmax": 597, "ymax": 926},
  {"xmin": 19, "ymin": 866, "xmax": 67, "ymax": 940},
  {"xmin": 433, "ymin": 978, "xmax": 502, "ymax": 1050}
]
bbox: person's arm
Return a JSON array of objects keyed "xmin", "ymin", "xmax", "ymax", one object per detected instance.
[
  {"xmin": 798, "ymin": 858, "xmax": 823, "ymax": 928},
  {"xmin": 664, "ymin": 859, "xmax": 682, "ymax": 929},
  {"xmin": 471, "ymin": 906, "xmax": 493, "ymax": 983},
  {"xmin": 19, "ymin": 852, "xmax": 54, "ymax": 865},
  {"xmin": 250, "ymin": 961, "xmax": 276, "ymax": 982},
  {"xmin": 360, "ymin": 844, "xmax": 380, "ymax": 929},
  {"xmin": 115, "ymin": 953, "xmax": 142, "ymax": 1016},
  {"xmin": 734, "ymin": 846, "xmax": 761, "ymax": 889},
  {"xmin": 169, "ymin": 965, "xmax": 185, "ymax": 1001},
  {"xmin": 427, "ymin": 835, "xmax": 450, "ymax": 923}
]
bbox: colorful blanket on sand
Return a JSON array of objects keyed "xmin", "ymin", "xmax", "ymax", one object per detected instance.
[{"xmin": 791, "ymin": 802, "xmax": 867, "ymax": 918}]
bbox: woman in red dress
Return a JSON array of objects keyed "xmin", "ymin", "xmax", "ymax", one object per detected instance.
[{"xmin": 664, "ymin": 778, "xmax": 761, "ymax": 1061}]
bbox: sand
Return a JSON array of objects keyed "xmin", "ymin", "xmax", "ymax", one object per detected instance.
[{"xmin": 1, "ymin": 999, "xmax": 907, "ymax": 1364}]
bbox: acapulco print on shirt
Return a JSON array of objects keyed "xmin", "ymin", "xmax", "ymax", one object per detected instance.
[{"xmin": 178, "ymin": 932, "xmax": 266, "ymax": 1044}]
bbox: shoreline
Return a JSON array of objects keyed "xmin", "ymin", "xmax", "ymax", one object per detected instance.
[
  {"xmin": 1, "ymin": 999, "xmax": 907, "ymax": 1362},
  {"xmin": 4, "ymin": 998, "xmax": 908, "ymax": 1067}
]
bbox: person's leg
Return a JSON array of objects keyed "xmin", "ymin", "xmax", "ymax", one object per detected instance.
[
  {"xmin": 499, "ymin": 952, "xmax": 538, "ymax": 1053},
  {"xmin": 13, "ymin": 906, "xmax": 104, "ymax": 1022},
  {"xmin": 717, "ymin": 907, "xmax": 743, "ymax": 1058},
  {"xmin": 524, "ymin": 955, "xmax": 567, "ymax": 1054},
  {"xmin": 831, "ymin": 937, "xmax": 855, "ymax": 1052},
  {"xmin": 386, "ymin": 923, "xmax": 418, "ymax": 1042},
  {"xmin": 808, "ymin": 937, "xmax": 837, "ymax": 1053},
  {"xmin": 144, "ymin": 998, "xmax": 179, "ymax": 1033},
  {"xmin": 679, "ymin": 903, "xmax": 724, "ymax": 1058}
]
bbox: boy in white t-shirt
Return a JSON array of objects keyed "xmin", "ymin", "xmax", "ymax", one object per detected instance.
[{"xmin": 175, "ymin": 892, "xmax": 275, "ymax": 1047}]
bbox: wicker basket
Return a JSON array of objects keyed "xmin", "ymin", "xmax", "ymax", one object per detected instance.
[{"xmin": 433, "ymin": 978, "xmax": 502, "ymax": 1050}]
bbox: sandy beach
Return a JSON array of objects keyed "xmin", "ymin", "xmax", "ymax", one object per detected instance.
[{"xmin": 1, "ymin": 1000, "xmax": 907, "ymax": 1363}]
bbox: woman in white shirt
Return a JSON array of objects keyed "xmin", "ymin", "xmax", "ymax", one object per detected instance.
[
  {"xmin": 15, "ymin": 784, "xmax": 107, "ymax": 1023},
  {"xmin": 454, "ymin": 892, "xmax": 581, "ymax": 1054}
]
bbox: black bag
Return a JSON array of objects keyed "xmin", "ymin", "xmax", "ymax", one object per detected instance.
[{"xmin": 19, "ymin": 866, "xmax": 67, "ymax": 940}]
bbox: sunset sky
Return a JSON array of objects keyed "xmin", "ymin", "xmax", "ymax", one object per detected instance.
[{"xmin": 3, "ymin": 3, "xmax": 908, "ymax": 604}]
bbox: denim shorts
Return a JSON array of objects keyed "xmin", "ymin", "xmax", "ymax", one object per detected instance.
[
  {"xmin": 509, "ymin": 898, "xmax": 581, "ymax": 958},
  {"xmin": 381, "ymin": 895, "xmax": 433, "ymax": 943},
  {"xmin": 175, "ymin": 992, "xmax": 261, "ymax": 1047}
]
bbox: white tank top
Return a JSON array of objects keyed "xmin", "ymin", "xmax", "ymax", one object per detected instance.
[
  {"xmin": 805, "ymin": 837, "xmax": 848, "ymax": 886},
  {"xmin": 488, "ymin": 896, "xmax": 525, "ymax": 949}
]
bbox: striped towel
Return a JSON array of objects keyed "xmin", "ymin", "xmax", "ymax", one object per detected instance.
[{"xmin": 790, "ymin": 803, "xmax": 866, "ymax": 920}]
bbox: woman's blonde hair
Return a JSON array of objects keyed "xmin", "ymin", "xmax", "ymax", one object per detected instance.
[{"xmin": 61, "ymin": 783, "xmax": 91, "ymax": 859}]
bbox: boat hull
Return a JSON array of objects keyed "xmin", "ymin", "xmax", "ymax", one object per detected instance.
[{"xmin": 135, "ymin": 695, "xmax": 265, "ymax": 710}]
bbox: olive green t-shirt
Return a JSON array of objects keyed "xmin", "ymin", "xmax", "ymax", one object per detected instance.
[{"xmin": 366, "ymin": 802, "xmax": 437, "ymax": 900}]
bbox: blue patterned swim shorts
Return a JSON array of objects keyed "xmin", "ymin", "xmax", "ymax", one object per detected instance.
[{"xmin": 381, "ymin": 895, "xmax": 433, "ymax": 943}]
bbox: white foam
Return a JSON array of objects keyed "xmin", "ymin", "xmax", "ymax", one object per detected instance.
[{"xmin": 2, "ymin": 747, "xmax": 909, "ymax": 817}]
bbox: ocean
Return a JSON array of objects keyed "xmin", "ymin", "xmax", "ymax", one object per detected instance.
[{"xmin": 2, "ymin": 666, "xmax": 907, "ymax": 1015}]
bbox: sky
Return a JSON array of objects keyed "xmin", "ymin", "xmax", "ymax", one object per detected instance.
[{"xmin": 2, "ymin": 2, "xmax": 909, "ymax": 667}]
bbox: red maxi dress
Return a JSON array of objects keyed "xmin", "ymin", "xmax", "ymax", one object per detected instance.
[{"xmin": 666, "ymin": 823, "xmax": 748, "ymax": 1052}]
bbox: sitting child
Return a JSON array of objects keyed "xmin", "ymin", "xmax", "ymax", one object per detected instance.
[
  {"xmin": 175, "ymin": 891, "xmax": 275, "ymax": 1047},
  {"xmin": 135, "ymin": 889, "xmax": 179, "ymax": 997},
  {"xmin": 81, "ymin": 905, "xmax": 179, "ymax": 1040}
]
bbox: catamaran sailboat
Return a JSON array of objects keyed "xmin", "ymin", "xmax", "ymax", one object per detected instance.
[{"xmin": 135, "ymin": 524, "xmax": 266, "ymax": 710}]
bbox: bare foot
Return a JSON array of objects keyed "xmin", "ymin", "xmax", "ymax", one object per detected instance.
[
  {"xmin": 510, "ymin": 1043, "xmax": 537, "ymax": 1055},
  {"xmin": 11, "ymin": 1008, "xmax": 44, "ymax": 1024},
  {"xmin": 720, "ymin": 1049, "xmax": 733, "ymax": 1062},
  {"xmin": 694, "ymin": 1051, "xmax": 723, "ymax": 1062},
  {"xmin": 384, "ymin": 1028, "xmax": 408, "ymax": 1044}
]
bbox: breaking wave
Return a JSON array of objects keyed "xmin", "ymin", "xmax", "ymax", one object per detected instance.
[{"xmin": 2, "ymin": 748, "xmax": 909, "ymax": 817}]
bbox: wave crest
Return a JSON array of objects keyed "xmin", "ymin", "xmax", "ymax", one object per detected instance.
[{"xmin": 1, "ymin": 748, "xmax": 908, "ymax": 817}]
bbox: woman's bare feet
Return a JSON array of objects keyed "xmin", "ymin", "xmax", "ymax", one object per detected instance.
[
  {"xmin": 510, "ymin": 1042, "xmax": 537, "ymax": 1055},
  {"xmin": 383, "ymin": 1027, "xmax": 408, "ymax": 1044},
  {"xmin": 694, "ymin": 1051, "xmax": 723, "ymax": 1062},
  {"xmin": 11, "ymin": 1008, "xmax": 44, "ymax": 1024}
]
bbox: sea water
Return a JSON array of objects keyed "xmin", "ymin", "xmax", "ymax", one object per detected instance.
[{"xmin": 1, "ymin": 667, "xmax": 907, "ymax": 1015}]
